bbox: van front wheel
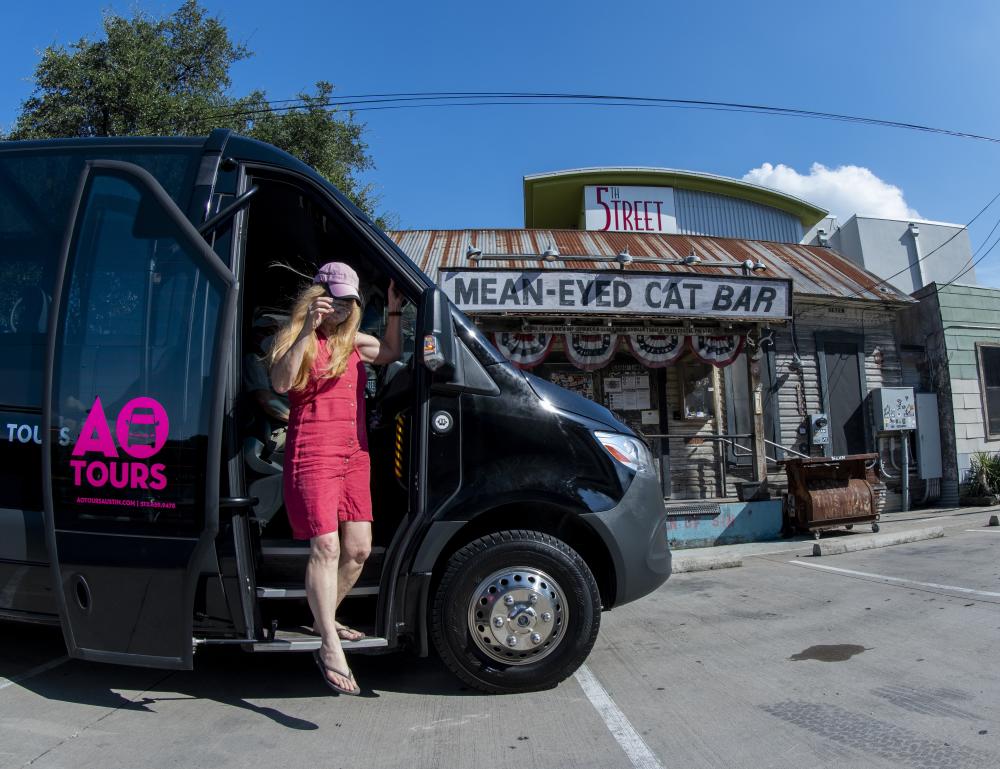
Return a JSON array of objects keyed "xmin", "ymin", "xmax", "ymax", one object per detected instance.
[{"xmin": 431, "ymin": 529, "xmax": 601, "ymax": 693}]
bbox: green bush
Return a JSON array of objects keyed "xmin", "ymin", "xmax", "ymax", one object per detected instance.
[{"xmin": 968, "ymin": 451, "xmax": 1000, "ymax": 497}]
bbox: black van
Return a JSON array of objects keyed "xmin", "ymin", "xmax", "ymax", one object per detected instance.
[{"xmin": 0, "ymin": 130, "xmax": 670, "ymax": 693}]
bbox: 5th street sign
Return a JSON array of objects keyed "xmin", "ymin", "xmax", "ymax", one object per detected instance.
[{"xmin": 438, "ymin": 269, "xmax": 792, "ymax": 320}]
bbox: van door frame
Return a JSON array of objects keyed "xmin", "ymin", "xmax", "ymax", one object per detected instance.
[
  {"xmin": 42, "ymin": 159, "xmax": 238, "ymax": 668},
  {"xmin": 204, "ymin": 157, "xmax": 260, "ymax": 643},
  {"xmin": 231, "ymin": 161, "xmax": 432, "ymax": 644}
]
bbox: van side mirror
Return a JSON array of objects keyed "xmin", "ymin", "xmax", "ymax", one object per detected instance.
[{"xmin": 420, "ymin": 288, "xmax": 457, "ymax": 378}]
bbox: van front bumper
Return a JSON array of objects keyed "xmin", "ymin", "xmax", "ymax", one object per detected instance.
[{"xmin": 581, "ymin": 471, "xmax": 671, "ymax": 607}]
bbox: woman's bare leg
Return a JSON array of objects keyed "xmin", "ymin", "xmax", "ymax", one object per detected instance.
[
  {"xmin": 306, "ymin": 531, "xmax": 354, "ymax": 689},
  {"xmin": 334, "ymin": 521, "xmax": 372, "ymax": 641}
]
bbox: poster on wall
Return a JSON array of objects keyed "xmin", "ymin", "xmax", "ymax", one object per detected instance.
[
  {"xmin": 602, "ymin": 362, "xmax": 655, "ymax": 435},
  {"xmin": 548, "ymin": 369, "xmax": 595, "ymax": 399}
]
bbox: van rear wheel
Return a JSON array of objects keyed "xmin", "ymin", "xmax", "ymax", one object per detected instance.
[{"xmin": 431, "ymin": 529, "xmax": 601, "ymax": 694}]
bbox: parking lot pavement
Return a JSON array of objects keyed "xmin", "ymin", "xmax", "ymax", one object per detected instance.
[{"xmin": 1, "ymin": 523, "xmax": 998, "ymax": 769}]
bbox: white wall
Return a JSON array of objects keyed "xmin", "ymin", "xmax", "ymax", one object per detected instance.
[{"xmin": 829, "ymin": 216, "xmax": 974, "ymax": 295}]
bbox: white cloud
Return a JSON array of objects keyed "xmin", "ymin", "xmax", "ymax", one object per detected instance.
[{"xmin": 742, "ymin": 162, "xmax": 921, "ymax": 222}]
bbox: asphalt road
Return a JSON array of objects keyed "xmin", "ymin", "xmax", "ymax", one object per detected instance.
[{"xmin": 1, "ymin": 517, "xmax": 998, "ymax": 769}]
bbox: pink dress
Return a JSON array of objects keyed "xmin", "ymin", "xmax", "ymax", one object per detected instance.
[{"xmin": 283, "ymin": 334, "xmax": 372, "ymax": 539}]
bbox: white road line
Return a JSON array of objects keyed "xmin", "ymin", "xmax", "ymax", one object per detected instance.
[
  {"xmin": 790, "ymin": 560, "xmax": 1000, "ymax": 598},
  {"xmin": 0, "ymin": 655, "xmax": 69, "ymax": 691},
  {"xmin": 574, "ymin": 664, "xmax": 664, "ymax": 769},
  {"xmin": 964, "ymin": 529, "xmax": 1000, "ymax": 533}
]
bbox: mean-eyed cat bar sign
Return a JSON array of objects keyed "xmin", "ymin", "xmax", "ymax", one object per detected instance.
[{"xmin": 438, "ymin": 269, "xmax": 792, "ymax": 321}]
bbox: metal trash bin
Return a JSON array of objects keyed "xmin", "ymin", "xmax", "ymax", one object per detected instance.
[{"xmin": 781, "ymin": 453, "xmax": 881, "ymax": 539}]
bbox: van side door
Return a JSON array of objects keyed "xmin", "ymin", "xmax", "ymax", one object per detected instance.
[{"xmin": 42, "ymin": 160, "xmax": 237, "ymax": 669}]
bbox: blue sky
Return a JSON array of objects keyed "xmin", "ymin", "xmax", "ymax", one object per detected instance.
[{"xmin": 4, "ymin": 1, "xmax": 1000, "ymax": 282}]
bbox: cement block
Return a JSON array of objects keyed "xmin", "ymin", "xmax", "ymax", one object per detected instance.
[
  {"xmin": 671, "ymin": 555, "xmax": 743, "ymax": 573},
  {"xmin": 954, "ymin": 409, "xmax": 982, "ymax": 425},
  {"xmin": 944, "ymin": 307, "xmax": 982, "ymax": 323},
  {"xmin": 964, "ymin": 394, "xmax": 985, "ymax": 410},
  {"xmin": 812, "ymin": 526, "xmax": 944, "ymax": 557},
  {"xmin": 956, "ymin": 438, "xmax": 983, "ymax": 455},
  {"xmin": 953, "ymin": 409, "xmax": 979, "ymax": 426},
  {"xmin": 950, "ymin": 378, "xmax": 980, "ymax": 395}
]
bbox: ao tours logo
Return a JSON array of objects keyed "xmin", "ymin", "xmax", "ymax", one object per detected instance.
[{"xmin": 71, "ymin": 396, "xmax": 169, "ymax": 491}]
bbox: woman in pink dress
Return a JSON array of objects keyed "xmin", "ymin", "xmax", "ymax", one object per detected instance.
[{"xmin": 270, "ymin": 262, "xmax": 403, "ymax": 695}]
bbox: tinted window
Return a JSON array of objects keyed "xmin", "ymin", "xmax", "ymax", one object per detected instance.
[
  {"xmin": 50, "ymin": 170, "xmax": 227, "ymax": 537},
  {"xmin": 0, "ymin": 147, "xmax": 199, "ymax": 409}
]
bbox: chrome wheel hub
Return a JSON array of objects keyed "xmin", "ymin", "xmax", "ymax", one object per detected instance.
[{"xmin": 468, "ymin": 567, "xmax": 567, "ymax": 665}]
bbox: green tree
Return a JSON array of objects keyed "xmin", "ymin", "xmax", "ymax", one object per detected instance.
[
  {"xmin": 4, "ymin": 1, "xmax": 384, "ymax": 223},
  {"xmin": 246, "ymin": 82, "xmax": 383, "ymax": 225}
]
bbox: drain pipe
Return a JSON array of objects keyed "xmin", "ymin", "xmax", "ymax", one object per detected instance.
[
  {"xmin": 900, "ymin": 431, "xmax": 911, "ymax": 512},
  {"xmin": 909, "ymin": 223, "xmax": 926, "ymax": 290}
]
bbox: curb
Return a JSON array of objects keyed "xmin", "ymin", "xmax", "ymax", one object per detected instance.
[
  {"xmin": 671, "ymin": 555, "xmax": 743, "ymax": 574},
  {"xmin": 812, "ymin": 526, "xmax": 944, "ymax": 557}
]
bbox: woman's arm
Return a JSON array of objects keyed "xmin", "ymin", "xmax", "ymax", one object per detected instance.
[
  {"xmin": 357, "ymin": 281, "xmax": 404, "ymax": 365},
  {"xmin": 271, "ymin": 296, "xmax": 332, "ymax": 393}
]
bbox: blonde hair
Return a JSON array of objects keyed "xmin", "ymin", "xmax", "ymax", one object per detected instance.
[{"xmin": 268, "ymin": 283, "xmax": 362, "ymax": 390}]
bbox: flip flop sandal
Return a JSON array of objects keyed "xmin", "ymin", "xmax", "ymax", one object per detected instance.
[
  {"xmin": 313, "ymin": 650, "xmax": 361, "ymax": 696},
  {"xmin": 336, "ymin": 624, "xmax": 367, "ymax": 642}
]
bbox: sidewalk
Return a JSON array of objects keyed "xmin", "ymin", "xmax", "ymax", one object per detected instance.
[{"xmin": 671, "ymin": 504, "xmax": 999, "ymax": 573}]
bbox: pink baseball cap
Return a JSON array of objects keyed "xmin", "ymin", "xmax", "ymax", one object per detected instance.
[{"xmin": 313, "ymin": 262, "xmax": 361, "ymax": 301}]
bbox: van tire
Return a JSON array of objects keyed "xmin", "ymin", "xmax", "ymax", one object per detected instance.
[{"xmin": 431, "ymin": 529, "xmax": 601, "ymax": 694}]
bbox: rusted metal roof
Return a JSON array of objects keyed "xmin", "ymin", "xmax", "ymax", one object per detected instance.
[{"xmin": 387, "ymin": 229, "xmax": 913, "ymax": 305}]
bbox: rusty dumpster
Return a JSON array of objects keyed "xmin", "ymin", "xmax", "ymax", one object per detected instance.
[{"xmin": 781, "ymin": 453, "xmax": 881, "ymax": 538}]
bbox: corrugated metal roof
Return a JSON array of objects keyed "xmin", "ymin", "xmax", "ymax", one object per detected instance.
[{"xmin": 387, "ymin": 229, "xmax": 913, "ymax": 305}]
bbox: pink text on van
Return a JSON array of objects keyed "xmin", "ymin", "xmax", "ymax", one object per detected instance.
[{"xmin": 70, "ymin": 396, "xmax": 169, "ymax": 490}]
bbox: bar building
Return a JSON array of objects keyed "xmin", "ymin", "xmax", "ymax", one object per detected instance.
[{"xmin": 391, "ymin": 169, "xmax": 914, "ymax": 546}]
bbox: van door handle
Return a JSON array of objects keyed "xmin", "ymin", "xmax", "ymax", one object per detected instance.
[{"xmin": 220, "ymin": 497, "xmax": 258, "ymax": 509}]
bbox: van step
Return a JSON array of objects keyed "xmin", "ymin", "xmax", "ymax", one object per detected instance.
[
  {"xmin": 250, "ymin": 628, "xmax": 387, "ymax": 652},
  {"xmin": 261, "ymin": 545, "xmax": 387, "ymax": 557},
  {"xmin": 257, "ymin": 585, "xmax": 379, "ymax": 599}
]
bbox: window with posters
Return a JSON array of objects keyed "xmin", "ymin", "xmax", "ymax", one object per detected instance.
[
  {"xmin": 600, "ymin": 358, "xmax": 660, "ymax": 437},
  {"xmin": 680, "ymin": 361, "xmax": 714, "ymax": 420},
  {"xmin": 546, "ymin": 367, "xmax": 595, "ymax": 401}
]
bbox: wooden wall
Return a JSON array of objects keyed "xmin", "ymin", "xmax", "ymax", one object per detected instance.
[{"xmin": 665, "ymin": 300, "xmax": 905, "ymax": 502}]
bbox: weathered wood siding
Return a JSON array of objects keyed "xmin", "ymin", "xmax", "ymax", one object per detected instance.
[{"xmin": 666, "ymin": 299, "xmax": 906, "ymax": 504}]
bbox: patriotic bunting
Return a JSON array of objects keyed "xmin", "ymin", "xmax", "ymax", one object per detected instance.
[
  {"xmin": 492, "ymin": 332, "xmax": 554, "ymax": 369},
  {"xmin": 565, "ymin": 333, "xmax": 619, "ymax": 371},
  {"xmin": 626, "ymin": 334, "xmax": 687, "ymax": 368},
  {"xmin": 492, "ymin": 330, "xmax": 747, "ymax": 371},
  {"xmin": 689, "ymin": 334, "xmax": 745, "ymax": 367}
]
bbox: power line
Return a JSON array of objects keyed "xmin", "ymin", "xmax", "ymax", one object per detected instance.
[
  {"xmin": 200, "ymin": 89, "xmax": 1000, "ymax": 301},
  {"xmin": 937, "ymin": 229, "xmax": 1000, "ymax": 290},
  {"xmin": 792, "ymin": 188, "xmax": 1000, "ymax": 322},
  {"xmin": 196, "ymin": 90, "xmax": 1000, "ymax": 144},
  {"xmin": 931, "ymin": 203, "xmax": 1000, "ymax": 284}
]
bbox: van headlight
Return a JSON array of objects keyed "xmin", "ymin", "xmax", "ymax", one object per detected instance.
[{"xmin": 594, "ymin": 431, "xmax": 654, "ymax": 475}]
